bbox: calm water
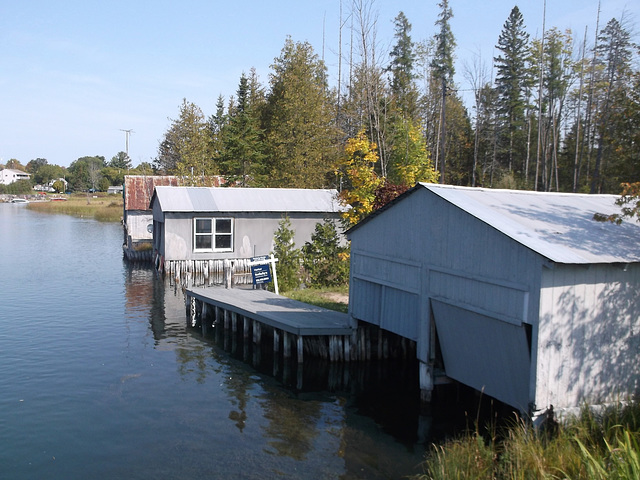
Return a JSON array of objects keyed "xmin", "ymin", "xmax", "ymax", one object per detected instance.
[{"xmin": 1, "ymin": 204, "xmax": 446, "ymax": 479}]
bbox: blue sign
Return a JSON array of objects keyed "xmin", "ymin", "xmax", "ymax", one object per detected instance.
[{"xmin": 251, "ymin": 264, "xmax": 272, "ymax": 284}]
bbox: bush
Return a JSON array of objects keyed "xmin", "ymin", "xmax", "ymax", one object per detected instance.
[
  {"xmin": 302, "ymin": 220, "xmax": 350, "ymax": 287},
  {"xmin": 271, "ymin": 215, "xmax": 301, "ymax": 293}
]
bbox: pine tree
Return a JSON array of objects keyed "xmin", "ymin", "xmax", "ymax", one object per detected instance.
[
  {"xmin": 302, "ymin": 220, "xmax": 350, "ymax": 287},
  {"xmin": 494, "ymin": 6, "xmax": 531, "ymax": 176},
  {"xmin": 388, "ymin": 11, "xmax": 420, "ymax": 121},
  {"xmin": 271, "ymin": 215, "xmax": 301, "ymax": 292},
  {"xmin": 591, "ymin": 18, "xmax": 634, "ymax": 193},
  {"xmin": 220, "ymin": 73, "xmax": 266, "ymax": 186},
  {"xmin": 431, "ymin": 0, "xmax": 456, "ymax": 183}
]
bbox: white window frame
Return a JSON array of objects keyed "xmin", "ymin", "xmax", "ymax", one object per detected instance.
[{"xmin": 193, "ymin": 217, "xmax": 234, "ymax": 252}]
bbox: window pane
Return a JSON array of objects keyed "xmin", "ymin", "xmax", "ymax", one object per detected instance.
[
  {"xmin": 216, "ymin": 218, "xmax": 232, "ymax": 233},
  {"xmin": 215, "ymin": 234, "xmax": 231, "ymax": 249},
  {"xmin": 196, "ymin": 235, "xmax": 212, "ymax": 249},
  {"xmin": 195, "ymin": 219, "xmax": 211, "ymax": 234}
]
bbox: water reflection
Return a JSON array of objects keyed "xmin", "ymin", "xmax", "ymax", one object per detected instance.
[{"xmin": 120, "ymin": 263, "xmax": 516, "ymax": 479}]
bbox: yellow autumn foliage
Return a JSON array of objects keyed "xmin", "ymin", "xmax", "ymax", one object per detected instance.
[{"xmin": 335, "ymin": 129, "xmax": 384, "ymax": 225}]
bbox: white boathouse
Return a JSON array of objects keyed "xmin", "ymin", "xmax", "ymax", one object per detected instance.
[
  {"xmin": 151, "ymin": 186, "xmax": 345, "ymax": 284},
  {"xmin": 346, "ymin": 183, "xmax": 640, "ymax": 415}
]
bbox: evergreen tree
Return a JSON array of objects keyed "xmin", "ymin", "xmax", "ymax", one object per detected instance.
[
  {"xmin": 271, "ymin": 215, "xmax": 301, "ymax": 292},
  {"xmin": 388, "ymin": 11, "xmax": 420, "ymax": 121},
  {"xmin": 494, "ymin": 6, "xmax": 531, "ymax": 175},
  {"xmin": 220, "ymin": 73, "xmax": 266, "ymax": 186},
  {"xmin": 109, "ymin": 151, "xmax": 132, "ymax": 170},
  {"xmin": 591, "ymin": 18, "xmax": 634, "ymax": 193},
  {"xmin": 156, "ymin": 99, "xmax": 214, "ymax": 183},
  {"xmin": 302, "ymin": 220, "xmax": 350, "ymax": 287},
  {"xmin": 431, "ymin": 0, "xmax": 456, "ymax": 183},
  {"xmin": 263, "ymin": 37, "xmax": 337, "ymax": 188},
  {"xmin": 207, "ymin": 95, "xmax": 228, "ymax": 170}
]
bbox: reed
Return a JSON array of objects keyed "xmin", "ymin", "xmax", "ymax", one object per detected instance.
[
  {"xmin": 414, "ymin": 401, "xmax": 640, "ymax": 480},
  {"xmin": 27, "ymin": 194, "xmax": 123, "ymax": 223}
]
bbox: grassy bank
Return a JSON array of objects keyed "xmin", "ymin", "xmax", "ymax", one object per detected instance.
[
  {"xmin": 284, "ymin": 286, "xmax": 349, "ymax": 313},
  {"xmin": 27, "ymin": 193, "xmax": 123, "ymax": 222},
  {"xmin": 413, "ymin": 401, "xmax": 640, "ymax": 480}
]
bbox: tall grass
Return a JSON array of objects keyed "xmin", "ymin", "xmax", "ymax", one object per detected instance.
[
  {"xmin": 27, "ymin": 195, "xmax": 123, "ymax": 223},
  {"xmin": 414, "ymin": 401, "xmax": 640, "ymax": 480}
]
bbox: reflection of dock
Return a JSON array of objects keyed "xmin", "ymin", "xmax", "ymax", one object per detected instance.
[{"xmin": 185, "ymin": 287, "xmax": 354, "ymax": 363}]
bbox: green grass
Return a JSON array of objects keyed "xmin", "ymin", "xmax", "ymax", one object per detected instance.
[
  {"xmin": 283, "ymin": 286, "xmax": 349, "ymax": 313},
  {"xmin": 27, "ymin": 193, "xmax": 123, "ymax": 223},
  {"xmin": 413, "ymin": 401, "xmax": 640, "ymax": 480}
]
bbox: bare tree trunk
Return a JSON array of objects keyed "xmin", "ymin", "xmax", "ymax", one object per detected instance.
[{"xmin": 573, "ymin": 27, "xmax": 588, "ymax": 192}]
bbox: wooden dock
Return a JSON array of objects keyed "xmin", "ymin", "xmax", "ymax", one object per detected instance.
[{"xmin": 185, "ymin": 286, "xmax": 354, "ymax": 363}]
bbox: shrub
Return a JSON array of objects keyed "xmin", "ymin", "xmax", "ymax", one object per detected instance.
[
  {"xmin": 302, "ymin": 220, "xmax": 350, "ymax": 287},
  {"xmin": 271, "ymin": 215, "xmax": 301, "ymax": 293}
]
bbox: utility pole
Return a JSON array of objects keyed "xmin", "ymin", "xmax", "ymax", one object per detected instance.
[{"xmin": 120, "ymin": 129, "xmax": 134, "ymax": 156}]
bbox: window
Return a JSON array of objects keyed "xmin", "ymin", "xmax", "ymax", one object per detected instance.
[{"xmin": 194, "ymin": 218, "xmax": 233, "ymax": 252}]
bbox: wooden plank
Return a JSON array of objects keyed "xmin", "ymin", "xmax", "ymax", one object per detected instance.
[{"xmin": 186, "ymin": 286, "xmax": 352, "ymax": 337}]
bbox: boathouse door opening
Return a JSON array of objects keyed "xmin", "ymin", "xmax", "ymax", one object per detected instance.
[{"xmin": 431, "ymin": 299, "xmax": 531, "ymax": 411}]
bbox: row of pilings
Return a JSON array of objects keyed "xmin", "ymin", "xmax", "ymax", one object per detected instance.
[
  {"xmin": 155, "ymin": 256, "xmax": 254, "ymax": 288},
  {"xmin": 186, "ymin": 294, "xmax": 417, "ymax": 364}
]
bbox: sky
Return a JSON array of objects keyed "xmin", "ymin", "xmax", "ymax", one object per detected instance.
[{"xmin": 1, "ymin": 0, "xmax": 637, "ymax": 168}]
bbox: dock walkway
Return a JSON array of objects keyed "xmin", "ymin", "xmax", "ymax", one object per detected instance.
[{"xmin": 185, "ymin": 287, "xmax": 354, "ymax": 363}]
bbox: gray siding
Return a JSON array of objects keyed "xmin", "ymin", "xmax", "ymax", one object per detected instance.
[
  {"xmin": 158, "ymin": 211, "xmax": 338, "ymax": 261},
  {"xmin": 348, "ymin": 188, "xmax": 545, "ymax": 408}
]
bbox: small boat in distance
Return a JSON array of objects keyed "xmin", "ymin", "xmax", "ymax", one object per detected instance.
[{"xmin": 10, "ymin": 198, "xmax": 29, "ymax": 204}]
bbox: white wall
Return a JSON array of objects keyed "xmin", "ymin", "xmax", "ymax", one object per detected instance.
[{"xmin": 536, "ymin": 263, "xmax": 640, "ymax": 411}]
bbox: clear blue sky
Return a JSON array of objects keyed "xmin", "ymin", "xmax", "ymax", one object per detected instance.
[{"xmin": 1, "ymin": 0, "xmax": 636, "ymax": 168}]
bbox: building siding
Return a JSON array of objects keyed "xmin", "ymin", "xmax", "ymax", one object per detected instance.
[
  {"xmin": 159, "ymin": 211, "xmax": 335, "ymax": 261},
  {"xmin": 536, "ymin": 263, "xmax": 640, "ymax": 411}
]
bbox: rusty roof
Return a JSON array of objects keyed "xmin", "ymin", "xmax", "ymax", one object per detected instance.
[
  {"xmin": 124, "ymin": 176, "xmax": 180, "ymax": 211},
  {"xmin": 124, "ymin": 175, "xmax": 226, "ymax": 211}
]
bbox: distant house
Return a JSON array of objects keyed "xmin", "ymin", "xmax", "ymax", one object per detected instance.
[
  {"xmin": 150, "ymin": 186, "xmax": 345, "ymax": 283},
  {"xmin": 0, "ymin": 169, "xmax": 31, "ymax": 185},
  {"xmin": 47, "ymin": 178, "xmax": 68, "ymax": 192},
  {"xmin": 107, "ymin": 185, "xmax": 123, "ymax": 195},
  {"xmin": 346, "ymin": 183, "xmax": 640, "ymax": 416}
]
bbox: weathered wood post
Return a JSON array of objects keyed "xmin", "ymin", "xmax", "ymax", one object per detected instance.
[
  {"xmin": 283, "ymin": 332, "xmax": 291, "ymax": 360},
  {"xmin": 201, "ymin": 303, "xmax": 209, "ymax": 336},
  {"xmin": 419, "ymin": 362, "xmax": 433, "ymax": 403},
  {"xmin": 224, "ymin": 259, "xmax": 232, "ymax": 289},
  {"xmin": 296, "ymin": 335, "xmax": 304, "ymax": 364}
]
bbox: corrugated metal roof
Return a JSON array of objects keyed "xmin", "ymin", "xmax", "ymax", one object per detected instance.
[
  {"xmin": 152, "ymin": 186, "xmax": 345, "ymax": 214},
  {"xmin": 421, "ymin": 183, "xmax": 640, "ymax": 264},
  {"xmin": 124, "ymin": 176, "xmax": 180, "ymax": 211},
  {"xmin": 124, "ymin": 175, "xmax": 225, "ymax": 210}
]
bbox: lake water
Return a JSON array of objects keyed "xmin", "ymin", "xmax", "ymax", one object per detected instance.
[{"xmin": 0, "ymin": 205, "xmax": 484, "ymax": 479}]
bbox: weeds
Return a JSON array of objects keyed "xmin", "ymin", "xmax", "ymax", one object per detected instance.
[{"xmin": 414, "ymin": 401, "xmax": 640, "ymax": 480}]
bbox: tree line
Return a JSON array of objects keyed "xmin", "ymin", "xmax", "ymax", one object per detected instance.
[
  {"xmin": 4, "ymin": 2, "xmax": 638, "ymax": 218},
  {"xmin": 154, "ymin": 2, "xmax": 638, "ymax": 208},
  {"xmin": 0, "ymin": 154, "xmax": 153, "ymax": 195}
]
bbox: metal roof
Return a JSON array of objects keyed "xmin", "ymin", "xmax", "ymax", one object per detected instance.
[
  {"xmin": 124, "ymin": 176, "xmax": 180, "ymax": 211},
  {"xmin": 151, "ymin": 186, "xmax": 345, "ymax": 214},
  {"xmin": 421, "ymin": 183, "xmax": 640, "ymax": 264},
  {"xmin": 124, "ymin": 176, "xmax": 225, "ymax": 211}
]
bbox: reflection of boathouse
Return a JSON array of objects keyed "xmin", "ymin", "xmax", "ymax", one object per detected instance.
[{"xmin": 346, "ymin": 184, "xmax": 640, "ymax": 416}]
